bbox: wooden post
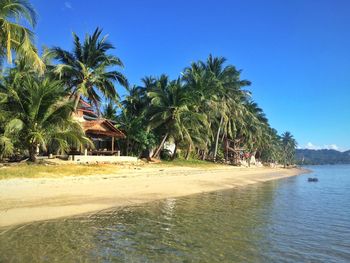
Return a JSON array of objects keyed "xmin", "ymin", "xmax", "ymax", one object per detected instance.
[{"xmin": 111, "ymin": 137, "xmax": 115, "ymax": 153}]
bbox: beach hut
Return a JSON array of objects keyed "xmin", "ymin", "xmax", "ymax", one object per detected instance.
[{"xmin": 73, "ymin": 99, "xmax": 125, "ymax": 155}]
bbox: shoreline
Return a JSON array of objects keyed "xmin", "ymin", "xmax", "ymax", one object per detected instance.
[{"xmin": 0, "ymin": 165, "xmax": 309, "ymax": 228}]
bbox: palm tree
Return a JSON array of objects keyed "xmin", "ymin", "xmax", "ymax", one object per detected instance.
[
  {"xmin": 0, "ymin": 73, "xmax": 91, "ymax": 162},
  {"xmin": 0, "ymin": 0, "xmax": 44, "ymax": 73},
  {"xmin": 147, "ymin": 76, "xmax": 182, "ymax": 157},
  {"xmin": 46, "ymin": 28, "xmax": 128, "ymax": 112},
  {"xmin": 183, "ymin": 55, "xmax": 250, "ymax": 161},
  {"xmin": 281, "ymin": 131, "xmax": 297, "ymax": 167},
  {"xmin": 241, "ymin": 100, "xmax": 268, "ymax": 151},
  {"xmin": 205, "ymin": 56, "xmax": 251, "ymax": 161},
  {"xmin": 102, "ymin": 101, "xmax": 118, "ymax": 121},
  {"xmin": 122, "ymin": 84, "xmax": 148, "ymax": 116},
  {"xmin": 0, "ymin": 119, "xmax": 21, "ymax": 160},
  {"xmin": 259, "ymin": 127, "xmax": 282, "ymax": 163},
  {"xmin": 147, "ymin": 76, "xmax": 208, "ymax": 158}
]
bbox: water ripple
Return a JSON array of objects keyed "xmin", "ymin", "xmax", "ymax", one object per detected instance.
[{"xmin": 0, "ymin": 165, "xmax": 350, "ymax": 262}]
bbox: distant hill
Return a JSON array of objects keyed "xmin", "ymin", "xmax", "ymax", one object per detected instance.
[{"xmin": 296, "ymin": 149, "xmax": 350, "ymax": 165}]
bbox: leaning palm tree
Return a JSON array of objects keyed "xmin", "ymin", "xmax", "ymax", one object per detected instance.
[
  {"xmin": 147, "ymin": 75, "xmax": 183, "ymax": 158},
  {"xmin": 46, "ymin": 28, "xmax": 128, "ymax": 112},
  {"xmin": 0, "ymin": 74, "xmax": 91, "ymax": 162},
  {"xmin": 0, "ymin": 0, "xmax": 44, "ymax": 73},
  {"xmin": 147, "ymin": 76, "xmax": 208, "ymax": 159}
]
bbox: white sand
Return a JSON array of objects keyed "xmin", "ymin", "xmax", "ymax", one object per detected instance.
[{"xmin": 0, "ymin": 166, "xmax": 308, "ymax": 227}]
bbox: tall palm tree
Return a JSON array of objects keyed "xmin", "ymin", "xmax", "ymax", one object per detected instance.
[
  {"xmin": 46, "ymin": 28, "xmax": 128, "ymax": 112},
  {"xmin": 0, "ymin": 73, "xmax": 91, "ymax": 161},
  {"xmin": 204, "ymin": 55, "xmax": 251, "ymax": 161},
  {"xmin": 0, "ymin": 0, "xmax": 44, "ymax": 73},
  {"xmin": 183, "ymin": 55, "xmax": 250, "ymax": 161},
  {"xmin": 281, "ymin": 131, "xmax": 297, "ymax": 167}
]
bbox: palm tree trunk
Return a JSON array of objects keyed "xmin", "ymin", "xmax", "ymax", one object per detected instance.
[
  {"xmin": 29, "ymin": 144, "xmax": 37, "ymax": 162},
  {"xmin": 152, "ymin": 133, "xmax": 169, "ymax": 158},
  {"xmin": 185, "ymin": 144, "xmax": 191, "ymax": 160},
  {"xmin": 202, "ymin": 150, "xmax": 206, "ymax": 160},
  {"xmin": 126, "ymin": 138, "xmax": 130, "ymax": 156},
  {"xmin": 213, "ymin": 116, "xmax": 223, "ymax": 162},
  {"xmin": 224, "ymin": 136, "xmax": 228, "ymax": 162},
  {"xmin": 171, "ymin": 142, "xmax": 178, "ymax": 160}
]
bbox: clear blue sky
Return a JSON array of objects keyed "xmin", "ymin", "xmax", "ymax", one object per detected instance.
[{"xmin": 31, "ymin": 0, "xmax": 350, "ymax": 151}]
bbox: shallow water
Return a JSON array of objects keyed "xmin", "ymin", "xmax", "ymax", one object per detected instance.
[{"xmin": 1, "ymin": 165, "xmax": 350, "ymax": 262}]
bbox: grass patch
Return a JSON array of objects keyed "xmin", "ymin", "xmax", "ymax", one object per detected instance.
[
  {"xmin": 0, "ymin": 159, "xmax": 225, "ymax": 180},
  {"xmin": 0, "ymin": 163, "xmax": 120, "ymax": 180},
  {"xmin": 157, "ymin": 158, "xmax": 222, "ymax": 168}
]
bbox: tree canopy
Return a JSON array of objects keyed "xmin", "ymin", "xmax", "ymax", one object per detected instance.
[{"xmin": 0, "ymin": 0, "xmax": 297, "ymax": 165}]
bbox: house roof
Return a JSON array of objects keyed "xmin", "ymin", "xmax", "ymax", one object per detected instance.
[
  {"xmin": 75, "ymin": 98, "xmax": 125, "ymax": 138},
  {"xmin": 82, "ymin": 119, "xmax": 125, "ymax": 138},
  {"xmin": 79, "ymin": 100, "xmax": 92, "ymax": 108},
  {"xmin": 77, "ymin": 99, "xmax": 98, "ymax": 118}
]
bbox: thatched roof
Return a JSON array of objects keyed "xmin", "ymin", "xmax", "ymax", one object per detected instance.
[{"xmin": 82, "ymin": 119, "xmax": 125, "ymax": 138}]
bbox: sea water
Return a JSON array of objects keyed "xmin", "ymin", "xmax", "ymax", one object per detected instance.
[{"xmin": 0, "ymin": 165, "xmax": 349, "ymax": 262}]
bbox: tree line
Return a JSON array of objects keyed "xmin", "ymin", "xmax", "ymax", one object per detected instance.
[{"xmin": 0, "ymin": 0, "xmax": 297, "ymax": 165}]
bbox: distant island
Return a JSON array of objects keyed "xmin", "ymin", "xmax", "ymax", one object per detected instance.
[{"xmin": 296, "ymin": 149, "xmax": 350, "ymax": 165}]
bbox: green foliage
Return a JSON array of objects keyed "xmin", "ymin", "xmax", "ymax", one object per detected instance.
[
  {"xmin": 147, "ymin": 76, "xmax": 209, "ymax": 158},
  {"xmin": 160, "ymin": 149, "xmax": 173, "ymax": 161},
  {"xmin": 281, "ymin": 131, "xmax": 297, "ymax": 167},
  {"xmin": 116, "ymin": 110, "xmax": 156, "ymax": 156},
  {"xmin": 0, "ymin": 0, "xmax": 44, "ymax": 72},
  {"xmin": 0, "ymin": 1, "xmax": 295, "ymax": 164},
  {"xmin": 114, "ymin": 54, "xmax": 295, "ymax": 164},
  {"xmin": 46, "ymin": 28, "xmax": 128, "ymax": 111},
  {"xmin": 0, "ymin": 67, "xmax": 91, "ymax": 161},
  {"xmin": 102, "ymin": 101, "xmax": 118, "ymax": 121},
  {"xmin": 0, "ymin": 135, "xmax": 14, "ymax": 159}
]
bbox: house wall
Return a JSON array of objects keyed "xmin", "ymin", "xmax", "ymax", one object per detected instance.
[{"xmin": 164, "ymin": 141, "xmax": 176, "ymax": 154}]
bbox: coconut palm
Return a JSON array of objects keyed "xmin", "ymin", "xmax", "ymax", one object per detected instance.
[
  {"xmin": 259, "ymin": 127, "xmax": 282, "ymax": 163},
  {"xmin": 102, "ymin": 101, "xmax": 118, "ymax": 121},
  {"xmin": 0, "ymin": 73, "xmax": 91, "ymax": 162},
  {"xmin": 205, "ymin": 56, "xmax": 251, "ymax": 161},
  {"xmin": 122, "ymin": 85, "xmax": 148, "ymax": 116},
  {"xmin": 240, "ymin": 100, "xmax": 269, "ymax": 150},
  {"xmin": 46, "ymin": 28, "xmax": 128, "ymax": 112},
  {"xmin": 147, "ymin": 76, "xmax": 183, "ymax": 157},
  {"xmin": 0, "ymin": 118, "xmax": 22, "ymax": 160},
  {"xmin": 183, "ymin": 55, "xmax": 250, "ymax": 161},
  {"xmin": 147, "ymin": 76, "xmax": 208, "ymax": 158},
  {"xmin": 0, "ymin": 0, "xmax": 44, "ymax": 72},
  {"xmin": 281, "ymin": 131, "xmax": 297, "ymax": 167}
]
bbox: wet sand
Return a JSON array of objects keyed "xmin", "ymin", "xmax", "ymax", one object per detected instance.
[{"xmin": 0, "ymin": 166, "xmax": 308, "ymax": 227}]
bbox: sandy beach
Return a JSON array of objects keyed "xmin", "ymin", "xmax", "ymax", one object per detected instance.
[{"xmin": 0, "ymin": 165, "xmax": 307, "ymax": 228}]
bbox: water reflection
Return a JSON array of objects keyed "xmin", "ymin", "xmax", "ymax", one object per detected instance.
[{"xmin": 1, "ymin": 165, "xmax": 350, "ymax": 262}]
